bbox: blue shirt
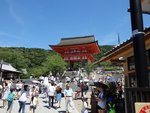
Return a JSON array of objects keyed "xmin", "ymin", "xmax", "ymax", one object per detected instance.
[{"xmin": 64, "ymin": 88, "xmax": 73, "ymax": 96}]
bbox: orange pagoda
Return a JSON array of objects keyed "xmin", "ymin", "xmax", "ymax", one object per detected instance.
[{"xmin": 49, "ymin": 35, "xmax": 100, "ymax": 69}]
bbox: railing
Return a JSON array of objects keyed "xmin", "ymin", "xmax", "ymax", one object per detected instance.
[{"xmin": 125, "ymin": 87, "xmax": 150, "ymax": 113}]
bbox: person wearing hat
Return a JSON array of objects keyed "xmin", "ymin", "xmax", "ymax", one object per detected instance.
[{"xmin": 64, "ymin": 84, "xmax": 74, "ymax": 113}]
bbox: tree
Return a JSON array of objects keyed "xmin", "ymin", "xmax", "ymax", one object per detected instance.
[
  {"xmin": 0, "ymin": 46, "xmax": 115, "ymax": 79},
  {"xmin": 84, "ymin": 63, "xmax": 95, "ymax": 76},
  {"xmin": 94, "ymin": 45, "xmax": 113, "ymax": 61},
  {"xmin": 42, "ymin": 53, "xmax": 67, "ymax": 77},
  {"xmin": 0, "ymin": 51, "xmax": 29, "ymax": 70}
]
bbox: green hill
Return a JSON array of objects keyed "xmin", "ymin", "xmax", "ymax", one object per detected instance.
[
  {"xmin": 94, "ymin": 45, "xmax": 114, "ymax": 61},
  {"xmin": 0, "ymin": 47, "xmax": 67, "ymax": 78},
  {"xmin": 0, "ymin": 45, "xmax": 113, "ymax": 78}
]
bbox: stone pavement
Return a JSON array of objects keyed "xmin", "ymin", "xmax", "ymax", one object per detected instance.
[
  {"xmin": 73, "ymin": 91, "xmax": 91, "ymax": 113},
  {"xmin": 0, "ymin": 94, "xmax": 79, "ymax": 113}
]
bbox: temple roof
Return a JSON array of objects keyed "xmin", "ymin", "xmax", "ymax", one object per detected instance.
[
  {"xmin": 1, "ymin": 62, "xmax": 20, "ymax": 73},
  {"xmin": 52, "ymin": 35, "xmax": 96, "ymax": 46},
  {"xmin": 49, "ymin": 35, "xmax": 100, "ymax": 62}
]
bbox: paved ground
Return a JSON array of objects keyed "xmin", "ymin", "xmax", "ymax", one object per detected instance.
[
  {"xmin": 74, "ymin": 92, "xmax": 91, "ymax": 113},
  {"xmin": 0, "ymin": 94, "xmax": 80, "ymax": 113}
]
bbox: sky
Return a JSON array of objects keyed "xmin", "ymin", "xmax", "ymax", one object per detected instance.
[{"xmin": 0, "ymin": 0, "xmax": 150, "ymax": 50}]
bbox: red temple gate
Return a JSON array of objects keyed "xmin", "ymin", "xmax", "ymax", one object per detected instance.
[{"xmin": 50, "ymin": 35, "xmax": 100, "ymax": 69}]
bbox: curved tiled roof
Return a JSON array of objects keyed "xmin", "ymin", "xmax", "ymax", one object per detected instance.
[
  {"xmin": 1, "ymin": 62, "xmax": 20, "ymax": 73},
  {"xmin": 52, "ymin": 35, "xmax": 96, "ymax": 46}
]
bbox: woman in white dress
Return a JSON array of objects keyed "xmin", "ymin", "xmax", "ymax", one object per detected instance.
[{"xmin": 2, "ymin": 82, "xmax": 10, "ymax": 108}]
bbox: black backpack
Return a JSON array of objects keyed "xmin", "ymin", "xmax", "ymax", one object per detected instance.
[{"xmin": 84, "ymin": 85, "xmax": 89, "ymax": 91}]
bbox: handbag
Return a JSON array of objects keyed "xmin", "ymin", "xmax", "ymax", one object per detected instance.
[{"xmin": 61, "ymin": 93, "xmax": 64, "ymax": 97}]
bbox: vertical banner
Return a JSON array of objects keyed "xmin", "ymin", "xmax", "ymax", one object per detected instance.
[{"xmin": 141, "ymin": 0, "xmax": 150, "ymax": 14}]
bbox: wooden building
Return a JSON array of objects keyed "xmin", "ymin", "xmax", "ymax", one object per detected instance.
[
  {"xmin": 95, "ymin": 27, "xmax": 150, "ymax": 113},
  {"xmin": 96, "ymin": 27, "xmax": 150, "ymax": 87},
  {"xmin": 50, "ymin": 35, "xmax": 100, "ymax": 69},
  {"xmin": 1, "ymin": 62, "xmax": 20, "ymax": 80}
]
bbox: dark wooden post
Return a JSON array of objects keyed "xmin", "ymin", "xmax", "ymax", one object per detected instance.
[
  {"xmin": 129, "ymin": 0, "xmax": 148, "ymax": 87},
  {"xmin": 125, "ymin": 0, "xmax": 149, "ymax": 113}
]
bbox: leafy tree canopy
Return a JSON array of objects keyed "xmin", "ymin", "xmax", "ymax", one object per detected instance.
[
  {"xmin": 94, "ymin": 45, "xmax": 114, "ymax": 61},
  {"xmin": 0, "ymin": 45, "xmax": 113, "ymax": 78},
  {"xmin": 0, "ymin": 47, "xmax": 66, "ymax": 79}
]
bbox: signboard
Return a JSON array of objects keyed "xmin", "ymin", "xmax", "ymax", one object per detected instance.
[
  {"xmin": 141, "ymin": 0, "xmax": 150, "ymax": 14},
  {"xmin": 135, "ymin": 102, "xmax": 150, "ymax": 113}
]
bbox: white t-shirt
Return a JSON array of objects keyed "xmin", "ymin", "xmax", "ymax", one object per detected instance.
[
  {"xmin": 19, "ymin": 91, "xmax": 28, "ymax": 102},
  {"xmin": 48, "ymin": 85, "xmax": 56, "ymax": 96}
]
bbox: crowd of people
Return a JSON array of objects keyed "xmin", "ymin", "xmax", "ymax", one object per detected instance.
[
  {"xmin": 0, "ymin": 74, "xmax": 124, "ymax": 113},
  {"xmin": 92, "ymin": 79, "xmax": 124, "ymax": 113},
  {"xmin": 0, "ymin": 78, "xmax": 89, "ymax": 113},
  {"xmin": 0, "ymin": 81, "xmax": 40, "ymax": 113}
]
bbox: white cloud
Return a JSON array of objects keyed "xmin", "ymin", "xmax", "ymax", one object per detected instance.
[{"xmin": 6, "ymin": 0, "xmax": 24, "ymax": 26}]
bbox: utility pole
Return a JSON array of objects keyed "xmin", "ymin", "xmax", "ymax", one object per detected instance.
[{"xmin": 130, "ymin": 0, "xmax": 148, "ymax": 87}]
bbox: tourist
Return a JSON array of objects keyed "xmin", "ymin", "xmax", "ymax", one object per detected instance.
[
  {"xmin": 29, "ymin": 94, "xmax": 39, "ymax": 113},
  {"xmin": 83, "ymin": 82, "xmax": 89, "ymax": 97},
  {"xmin": 55, "ymin": 85, "xmax": 62, "ymax": 108},
  {"xmin": 117, "ymin": 82, "xmax": 123, "ymax": 99},
  {"xmin": 16, "ymin": 81, "xmax": 23, "ymax": 99},
  {"xmin": 64, "ymin": 84, "xmax": 74, "ymax": 113},
  {"xmin": 18, "ymin": 85, "xmax": 29, "ymax": 113},
  {"xmin": 0, "ymin": 84, "xmax": 3, "ymax": 99},
  {"xmin": 35, "ymin": 83, "xmax": 39, "ymax": 95},
  {"xmin": 47, "ymin": 82, "xmax": 56, "ymax": 108},
  {"xmin": 2, "ymin": 82, "xmax": 10, "ymax": 108},
  {"xmin": 96, "ymin": 86, "xmax": 106, "ymax": 113},
  {"xmin": 6, "ymin": 88, "xmax": 15, "ymax": 113},
  {"xmin": 80, "ymin": 82, "xmax": 84, "ymax": 98},
  {"xmin": 57, "ymin": 81, "xmax": 63, "ymax": 88}
]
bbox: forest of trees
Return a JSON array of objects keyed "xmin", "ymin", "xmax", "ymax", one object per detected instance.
[
  {"xmin": 0, "ymin": 45, "xmax": 113, "ymax": 79},
  {"xmin": 0, "ymin": 47, "xmax": 67, "ymax": 78}
]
